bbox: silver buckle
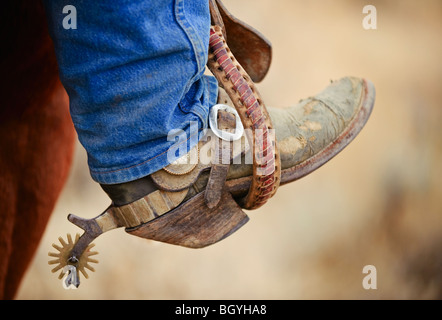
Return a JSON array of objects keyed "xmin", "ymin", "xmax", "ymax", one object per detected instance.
[{"xmin": 209, "ymin": 104, "xmax": 244, "ymax": 141}]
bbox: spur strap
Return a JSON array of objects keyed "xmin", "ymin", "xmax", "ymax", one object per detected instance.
[{"xmin": 207, "ymin": 20, "xmax": 281, "ymax": 209}]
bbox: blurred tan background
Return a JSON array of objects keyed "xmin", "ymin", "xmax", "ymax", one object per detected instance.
[{"xmin": 16, "ymin": 0, "xmax": 442, "ymax": 299}]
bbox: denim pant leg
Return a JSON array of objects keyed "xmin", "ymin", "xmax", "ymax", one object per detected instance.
[{"xmin": 43, "ymin": 0, "xmax": 218, "ymax": 184}]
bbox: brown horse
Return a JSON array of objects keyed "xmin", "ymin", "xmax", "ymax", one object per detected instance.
[{"xmin": 0, "ymin": 1, "xmax": 76, "ymax": 299}]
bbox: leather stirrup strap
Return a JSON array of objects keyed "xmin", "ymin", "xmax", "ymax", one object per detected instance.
[
  {"xmin": 207, "ymin": 1, "xmax": 281, "ymax": 210},
  {"xmin": 209, "ymin": 0, "xmax": 272, "ymax": 83}
]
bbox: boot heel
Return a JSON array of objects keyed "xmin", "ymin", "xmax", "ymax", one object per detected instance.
[{"xmin": 126, "ymin": 190, "xmax": 249, "ymax": 248}]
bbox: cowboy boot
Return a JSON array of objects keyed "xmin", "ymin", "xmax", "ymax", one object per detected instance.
[
  {"xmin": 89, "ymin": 75, "xmax": 376, "ymax": 241},
  {"xmin": 49, "ymin": 76, "xmax": 374, "ymax": 287},
  {"xmin": 49, "ymin": 2, "xmax": 375, "ymax": 287}
]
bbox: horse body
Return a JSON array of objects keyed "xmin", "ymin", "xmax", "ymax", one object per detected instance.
[{"xmin": 0, "ymin": 1, "xmax": 75, "ymax": 299}]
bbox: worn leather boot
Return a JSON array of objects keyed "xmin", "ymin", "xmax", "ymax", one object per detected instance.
[
  {"xmin": 50, "ymin": 75, "xmax": 374, "ymax": 288},
  {"xmin": 95, "ymin": 75, "xmax": 375, "ymax": 246}
]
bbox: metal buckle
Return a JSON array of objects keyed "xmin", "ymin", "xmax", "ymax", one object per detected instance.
[{"xmin": 209, "ymin": 104, "xmax": 244, "ymax": 141}]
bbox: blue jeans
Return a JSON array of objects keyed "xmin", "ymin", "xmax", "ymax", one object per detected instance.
[{"xmin": 43, "ymin": 0, "xmax": 218, "ymax": 184}]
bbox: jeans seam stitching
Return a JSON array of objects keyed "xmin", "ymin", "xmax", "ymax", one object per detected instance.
[{"xmin": 174, "ymin": 0, "xmax": 206, "ymax": 80}]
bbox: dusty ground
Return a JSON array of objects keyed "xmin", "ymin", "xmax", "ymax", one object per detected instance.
[{"xmin": 16, "ymin": 0, "xmax": 442, "ymax": 299}]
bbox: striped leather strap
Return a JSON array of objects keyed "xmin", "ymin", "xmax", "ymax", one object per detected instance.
[{"xmin": 207, "ymin": 25, "xmax": 281, "ymax": 210}]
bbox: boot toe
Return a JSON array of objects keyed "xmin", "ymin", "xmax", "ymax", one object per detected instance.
[{"xmin": 270, "ymin": 76, "xmax": 375, "ymax": 183}]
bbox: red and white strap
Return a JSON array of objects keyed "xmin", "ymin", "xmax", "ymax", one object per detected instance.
[{"xmin": 207, "ymin": 25, "xmax": 281, "ymax": 210}]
